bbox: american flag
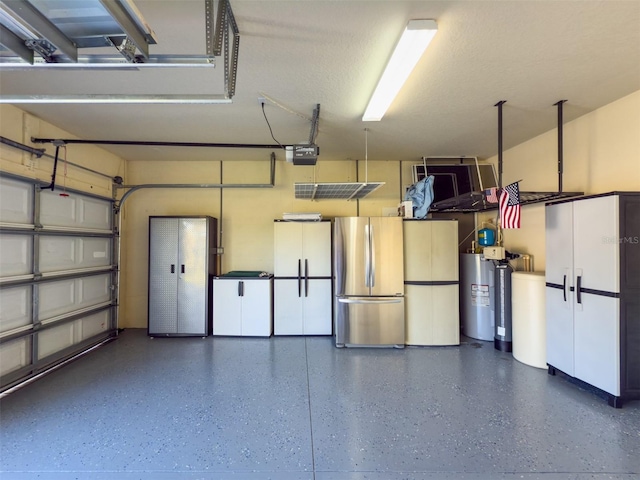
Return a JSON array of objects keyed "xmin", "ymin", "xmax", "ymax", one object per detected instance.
[
  {"xmin": 499, "ymin": 182, "xmax": 521, "ymax": 229},
  {"xmin": 484, "ymin": 187, "xmax": 499, "ymax": 203}
]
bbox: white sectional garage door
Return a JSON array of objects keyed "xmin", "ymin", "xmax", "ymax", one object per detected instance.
[{"xmin": 0, "ymin": 174, "xmax": 117, "ymax": 391}]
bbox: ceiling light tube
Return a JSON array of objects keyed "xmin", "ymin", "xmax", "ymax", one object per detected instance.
[{"xmin": 362, "ymin": 19, "xmax": 437, "ymax": 122}]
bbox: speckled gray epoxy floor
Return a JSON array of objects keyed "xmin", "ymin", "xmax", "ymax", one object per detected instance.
[{"xmin": 1, "ymin": 329, "xmax": 639, "ymax": 480}]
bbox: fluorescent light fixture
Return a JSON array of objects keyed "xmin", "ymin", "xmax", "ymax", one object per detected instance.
[
  {"xmin": 0, "ymin": 94, "xmax": 232, "ymax": 104},
  {"xmin": 362, "ymin": 19, "xmax": 437, "ymax": 122}
]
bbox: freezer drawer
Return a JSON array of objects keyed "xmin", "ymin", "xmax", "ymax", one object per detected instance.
[{"xmin": 335, "ymin": 296, "xmax": 405, "ymax": 347}]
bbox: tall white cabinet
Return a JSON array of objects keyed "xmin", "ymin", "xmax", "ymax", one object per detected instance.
[
  {"xmin": 273, "ymin": 220, "xmax": 332, "ymax": 335},
  {"xmin": 545, "ymin": 192, "xmax": 640, "ymax": 407},
  {"xmin": 403, "ymin": 219, "xmax": 460, "ymax": 346}
]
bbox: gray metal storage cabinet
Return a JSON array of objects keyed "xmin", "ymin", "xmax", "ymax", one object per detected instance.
[{"xmin": 148, "ymin": 216, "xmax": 218, "ymax": 336}]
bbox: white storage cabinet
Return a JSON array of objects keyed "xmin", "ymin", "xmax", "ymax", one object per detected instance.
[
  {"xmin": 213, "ymin": 276, "xmax": 273, "ymax": 336},
  {"xmin": 545, "ymin": 192, "xmax": 640, "ymax": 407},
  {"xmin": 273, "ymin": 220, "xmax": 332, "ymax": 335}
]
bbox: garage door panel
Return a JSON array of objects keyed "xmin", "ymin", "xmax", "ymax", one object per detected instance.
[
  {"xmin": 39, "ymin": 274, "xmax": 111, "ymax": 321},
  {"xmin": 0, "ymin": 235, "xmax": 32, "ymax": 277},
  {"xmin": 0, "ymin": 337, "xmax": 31, "ymax": 377},
  {"xmin": 40, "ymin": 191, "xmax": 112, "ymax": 231},
  {"xmin": 79, "ymin": 275, "xmax": 111, "ymax": 304},
  {"xmin": 39, "ymin": 236, "xmax": 111, "ymax": 273},
  {"xmin": 38, "ymin": 280, "xmax": 76, "ymax": 321},
  {"xmin": 0, "ymin": 177, "xmax": 33, "ymax": 225},
  {"xmin": 40, "ymin": 194, "xmax": 77, "ymax": 227},
  {"xmin": 38, "ymin": 322, "xmax": 74, "ymax": 359},
  {"xmin": 79, "ymin": 198, "xmax": 112, "ymax": 230},
  {"xmin": 0, "ymin": 285, "xmax": 32, "ymax": 333},
  {"xmin": 78, "ymin": 311, "xmax": 110, "ymax": 340}
]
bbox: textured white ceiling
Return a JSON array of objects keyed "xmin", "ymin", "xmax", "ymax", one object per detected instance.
[{"xmin": 1, "ymin": 0, "xmax": 639, "ymax": 164}]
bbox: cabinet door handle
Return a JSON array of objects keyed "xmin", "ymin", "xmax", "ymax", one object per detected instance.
[
  {"xmin": 563, "ymin": 274, "xmax": 567, "ymax": 302},
  {"xmin": 298, "ymin": 259, "xmax": 302, "ymax": 297},
  {"xmin": 181, "ymin": 264, "xmax": 185, "ymax": 274},
  {"xmin": 305, "ymin": 259, "xmax": 309, "ymax": 297},
  {"xmin": 238, "ymin": 281, "xmax": 244, "ymax": 297},
  {"xmin": 171, "ymin": 264, "xmax": 175, "ymax": 273},
  {"xmin": 576, "ymin": 275, "xmax": 582, "ymax": 304}
]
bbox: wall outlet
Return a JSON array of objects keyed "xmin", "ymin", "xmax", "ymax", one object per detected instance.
[{"xmin": 257, "ymin": 96, "xmax": 266, "ymax": 105}]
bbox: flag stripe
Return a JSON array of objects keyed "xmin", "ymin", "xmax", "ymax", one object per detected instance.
[{"xmin": 499, "ymin": 182, "xmax": 521, "ymax": 229}]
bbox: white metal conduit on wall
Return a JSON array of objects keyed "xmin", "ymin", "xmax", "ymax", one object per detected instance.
[{"xmin": 0, "ymin": 173, "xmax": 117, "ymax": 392}]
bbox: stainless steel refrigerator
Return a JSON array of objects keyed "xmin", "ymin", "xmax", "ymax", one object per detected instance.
[{"xmin": 334, "ymin": 217, "xmax": 405, "ymax": 347}]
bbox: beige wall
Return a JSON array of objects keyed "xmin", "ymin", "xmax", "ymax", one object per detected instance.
[
  {"xmin": 3, "ymin": 90, "xmax": 638, "ymax": 328},
  {"xmin": 0, "ymin": 105, "xmax": 124, "ymax": 197},
  {"xmin": 481, "ymin": 89, "xmax": 640, "ymax": 271},
  {"xmin": 120, "ymin": 155, "xmax": 408, "ymax": 327}
]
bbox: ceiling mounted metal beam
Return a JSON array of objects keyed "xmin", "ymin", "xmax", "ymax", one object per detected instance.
[
  {"xmin": 98, "ymin": 0, "xmax": 152, "ymax": 59},
  {"xmin": 0, "ymin": 94, "xmax": 232, "ymax": 104},
  {"xmin": 0, "ymin": 0, "xmax": 240, "ymax": 102},
  {"xmin": 0, "ymin": 54, "xmax": 216, "ymax": 69},
  {"xmin": 0, "ymin": 22, "xmax": 33, "ymax": 63},
  {"xmin": 1, "ymin": 0, "xmax": 78, "ymax": 62}
]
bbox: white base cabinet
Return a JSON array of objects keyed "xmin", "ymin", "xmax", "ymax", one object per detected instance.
[
  {"xmin": 274, "ymin": 278, "xmax": 332, "ymax": 335},
  {"xmin": 213, "ymin": 277, "xmax": 273, "ymax": 337}
]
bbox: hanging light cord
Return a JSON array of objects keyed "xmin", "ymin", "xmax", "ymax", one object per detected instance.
[
  {"xmin": 261, "ymin": 103, "xmax": 285, "ymax": 149},
  {"xmin": 60, "ymin": 146, "xmax": 69, "ymax": 197},
  {"xmin": 364, "ymin": 128, "xmax": 369, "ymax": 184}
]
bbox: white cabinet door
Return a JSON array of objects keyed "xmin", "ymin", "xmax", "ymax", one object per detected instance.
[
  {"xmin": 274, "ymin": 223, "xmax": 304, "ymax": 277},
  {"xmin": 302, "ymin": 222, "xmax": 332, "ymax": 277},
  {"xmin": 302, "ymin": 279, "xmax": 332, "ymax": 335},
  {"xmin": 545, "ymin": 202, "xmax": 574, "ymax": 286},
  {"xmin": 213, "ymin": 279, "xmax": 242, "ymax": 336},
  {"xmin": 573, "ymin": 195, "xmax": 620, "ymax": 294},
  {"xmin": 545, "ymin": 285, "xmax": 575, "ymax": 376},
  {"xmin": 274, "ymin": 279, "xmax": 303, "ymax": 335},
  {"xmin": 274, "ymin": 222, "xmax": 331, "ymax": 277},
  {"xmin": 274, "ymin": 279, "xmax": 332, "ymax": 335},
  {"xmin": 574, "ymin": 294, "xmax": 620, "ymax": 395},
  {"xmin": 241, "ymin": 280, "xmax": 272, "ymax": 336}
]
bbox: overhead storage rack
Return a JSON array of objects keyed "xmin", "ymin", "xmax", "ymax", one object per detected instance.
[{"xmin": 428, "ymin": 100, "xmax": 583, "ymax": 213}]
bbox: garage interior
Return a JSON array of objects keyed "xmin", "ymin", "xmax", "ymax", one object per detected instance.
[{"xmin": 0, "ymin": 1, "xmax": 639, "ymax": 479}]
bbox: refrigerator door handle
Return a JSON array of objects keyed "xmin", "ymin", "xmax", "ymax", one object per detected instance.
[
  {"xmin": 305, "ymin": 259, "xmax": 309, "ymax": 297},
  {"xmin": 338, "ymin": 297, "xmax": 402, "ymax": 305},
  {"xmin": 370, "ymin": 224, "xmax": 376, "ymax": 287},
  {"xmin": 298, "ymin": 259, "xmax": 302, "ymax": 297},
  {"xmin": 364, "ymin": 224, "xmax": 371, "ymax": 287}
]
